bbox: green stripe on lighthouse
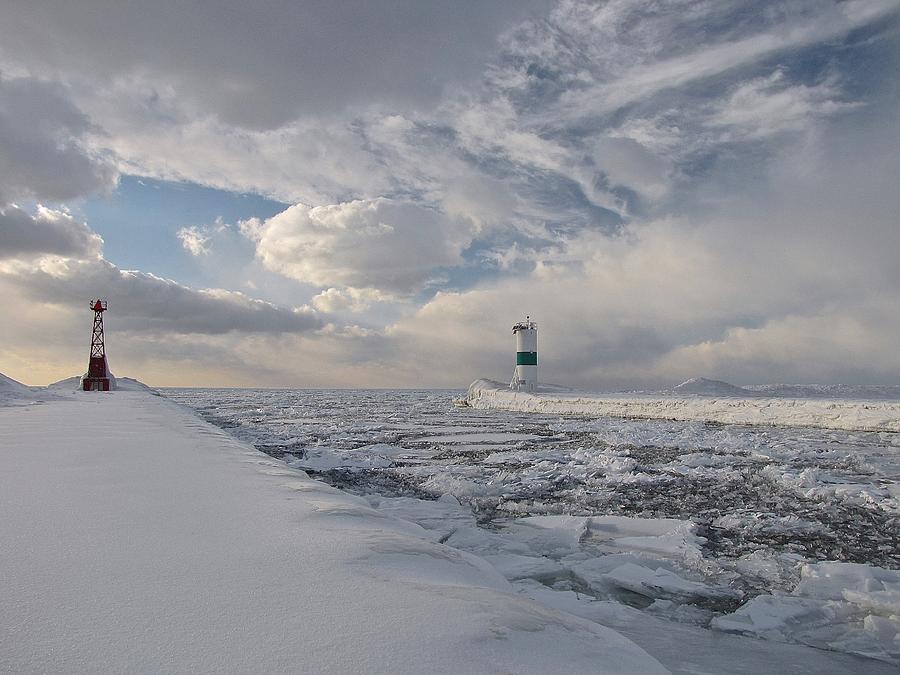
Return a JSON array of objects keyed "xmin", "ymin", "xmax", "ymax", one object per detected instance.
[{"xmin": 516, "ymin": 352, "xmax": 537, "ymax": 365}]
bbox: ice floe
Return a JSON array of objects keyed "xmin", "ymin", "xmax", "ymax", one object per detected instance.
[
  {"xmin": 166, "ymin": 386, "xmax": 900, "ymax": 670},
  {"xmin": 713, "ymin": 562, "xmax": 900, "ymax": 663}
]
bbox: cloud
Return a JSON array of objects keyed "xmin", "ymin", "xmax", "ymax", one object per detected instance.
[
  {"xmin": 656, "ymin": 292, "xmax": 900, "ymax": 385},
  {"xmin": 383, "ymin": 215, "xmax": 900, "ymax": 388},
  {"xmin": 0, "ymin": 210, "xmax": 323, "ymax": 337},
  {"xmin": 1, "ymin": 1, "xmax": 898, "ymax": 387},
  {"xmin": 176, "ymin": 226, "xmax": 212, "ymax": 257},
  {"xmin": 311, "ymin": 287, "xmax": 392, "ymax": 313},
  {"xmin": 0, "ymin": 204, "xmax": 103, "ymax": 260},
  {"xmin": 0, "ymin": 256, "xmax": 323, "ymax": 336},
  {"xmin": 241, "ymin": 199, "xmax": 478, "ymax": 293},
  {"xmin": 374, "ymin": 103, "xmax": 900, "ymax": 388},
  {"xmin": 707, "ymin": 70, "xmax": 859, "ymax": 140},
  {"xmin": 543, "ymin": 0, "xmax": 898, "ymax": 123},
  {"xmin": 4, "ymin": 259, "xmax": 322, "ymax": 336},
  {"xmin": 0, "ymin": 1, "xmax": 550, "ymax": 129},
  {"xmin": 176, "ymin": 219, "xmax": 231, "ymax": 257},
  {"xmin": 91, "ymin": 114, "xmax": 396, "ymax": 205},
  {"xmin": 0, "ymin": 77, "xmax": 117, "ymax": 203}
]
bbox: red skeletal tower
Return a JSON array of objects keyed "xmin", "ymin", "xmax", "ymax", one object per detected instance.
[{"xmin": 82, "ymin": 299, "xmax": 112, "ymax": 391}]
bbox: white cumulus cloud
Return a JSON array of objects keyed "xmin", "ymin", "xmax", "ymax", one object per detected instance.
[
  {"xmin": 176, "ymin": 226, "xmax": 212, "ymax": 257},
  {"xmin": 311, "ymin": 287, "xmax": 392, "ymax": 313},
  {"xmin": 241, "ymin": 199, "xmax": 478, "ymax": 294}
]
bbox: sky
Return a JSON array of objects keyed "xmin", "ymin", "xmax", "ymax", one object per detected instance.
[{"xmin": 1, "ymin": 0, "xmax": 899, "ymax": 389}]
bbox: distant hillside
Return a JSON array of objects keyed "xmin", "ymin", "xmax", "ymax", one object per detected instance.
[{"xmin": 671, "ymin": 378, "xmax": 757, "ymax": 397}]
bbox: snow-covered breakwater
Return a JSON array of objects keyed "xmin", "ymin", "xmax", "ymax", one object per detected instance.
[{"xmin": 466, "ymin": 379, "xmax": 900, "ymax": 433}]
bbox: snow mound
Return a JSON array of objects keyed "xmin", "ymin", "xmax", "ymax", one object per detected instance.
[
  {"xmin": 0, "ymin": 372, "xmax": 58, "ymax": 406},
  {"xmin": 46, "ymin": 375, "xmax": 83, "ymax": 390},
  {"xmin": 48, "ymin": 374, "xmax": 158, "ymax": 395},
  {"xmin": 115, "ymin": 377, "xmax": 158, "ymax": 394},
  {"xmin": 672, "ymin": 377, "xmax": 756, "ymax": 397},
  {"xmin": 0, "ymin": 372, "xmax": 31, "ymax": 394}
]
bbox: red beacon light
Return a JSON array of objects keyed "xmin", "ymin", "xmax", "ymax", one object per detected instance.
[{"xmin": 82, "ymin": 299, "xmax": 112, "ymax": 391}]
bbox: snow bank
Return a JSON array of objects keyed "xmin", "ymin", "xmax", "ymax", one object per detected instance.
[
  {"xmin": 0, "ymin": 372, "xmax": 60, "ymax": 406},
  {"xmin": 0, "ymin": 372, "xmax": 31, "ymax": 396},
  {"xmin": 466, "ymin": 379, "xmax": 900, "ymax": 433},
  {"xmin": 46, "ymin": 375, "xmax": 84, "ymax": 390},
  {"xmin": 0, "ymin": 390, "xmax": 666, "ymax": 674}
]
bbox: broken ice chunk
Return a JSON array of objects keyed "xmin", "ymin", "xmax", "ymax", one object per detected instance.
[{"xmin": 602, "ymin": 562, "xmax": 742, "ymax": 602}]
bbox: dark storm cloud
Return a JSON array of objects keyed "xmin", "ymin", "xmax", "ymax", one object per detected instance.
[
  {"xmin": 0, "ymin": 77, "xmax": 117, "ymax": 203},
  {"xmin": 3, "ymin": 257, "xmax": 323, "ymax": 335},
  {"xmin": 0, "ymin": 0, "xmax": 551, "ymax": 129},
  {"xmin": 0, "ymin": 205, "xmax": 103, "ymax": 259}
]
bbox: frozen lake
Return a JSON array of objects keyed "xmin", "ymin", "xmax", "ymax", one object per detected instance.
[{"xmin": 164, "ymin": 387, "xmax": 900, "ymax": 666}]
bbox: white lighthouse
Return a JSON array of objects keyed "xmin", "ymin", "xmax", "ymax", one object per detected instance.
[{"xmin": 510, "ymin": 316, "xmax": 538, "ymax": 392}]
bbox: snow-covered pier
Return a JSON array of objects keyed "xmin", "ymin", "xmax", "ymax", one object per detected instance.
[
  {"xmin": 466, "ymin": 379, "xmax": 900, "ymax": 433},
  {"xmin": 0, "ymin": 388, "xmax": 666, "ymax": 674}
]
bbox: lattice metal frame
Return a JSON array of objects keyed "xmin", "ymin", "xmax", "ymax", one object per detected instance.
[{"xmin": 90, "ymin": 308, "xmax": 106, "ymax": 358}]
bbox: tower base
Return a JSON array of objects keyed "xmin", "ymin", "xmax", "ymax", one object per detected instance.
[{"xmin": 82, "ymin": 377, "xmax": 111, "ymax": 391}]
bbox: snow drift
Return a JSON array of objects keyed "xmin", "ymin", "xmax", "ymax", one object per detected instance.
[
  {"xmin": 0, "ymin": 372, "xmax": 60, "ymax": 406},
  {"xmin": 0, "ymin": 372, "xmax": 30, "ymax": 396}
]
